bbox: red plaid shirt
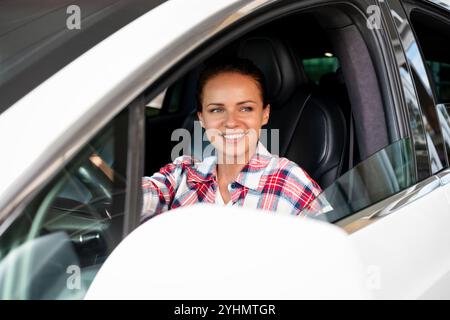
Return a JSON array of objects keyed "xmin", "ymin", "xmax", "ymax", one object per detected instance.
[{"xmin": 141, "ymin": 142, "xmax": 329, "ymax": 221}]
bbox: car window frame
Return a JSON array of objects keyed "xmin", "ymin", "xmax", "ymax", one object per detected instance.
[
  {"xmin": 136, "ymin": 1, "xmax": 417, "ymax": 231},
  {"xmin": 386, "ymin": 0, "xmax": 449, "ymax": 173},
  {"xmin": 402, "ymin": 1, "xmax": 450, "ymax": 168}
]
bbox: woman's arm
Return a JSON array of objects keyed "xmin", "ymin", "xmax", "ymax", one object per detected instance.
[
  {"xmin": 279, "ymin": 162, "xmax": 331, "ymax": 216},
  {"xmin": 141, "ymin": 156, "xmax": 192, "ymax": 222}
]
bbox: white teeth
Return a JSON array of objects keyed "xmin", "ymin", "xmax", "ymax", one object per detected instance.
[{"xmin": 223, "ymin": 132, "xmax": 247, "ymax": 140}]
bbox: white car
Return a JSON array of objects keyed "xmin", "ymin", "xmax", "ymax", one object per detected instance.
[{"xmin": 0, "ymin": 0, "xmax": 450, "ymax": 299}]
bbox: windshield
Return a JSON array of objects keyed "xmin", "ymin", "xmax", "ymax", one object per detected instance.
[
  {"xmin": 301, "ymin": 138, "xmax": 417, "ymax": 223},
  {"xmin": 0, "ymin": 0, "xmax": 166, "ymax": 114}
]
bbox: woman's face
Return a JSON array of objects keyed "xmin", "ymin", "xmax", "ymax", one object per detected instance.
[{"xmin": 197, "ymin": 72, "xmax": 270, "ymax": 164}]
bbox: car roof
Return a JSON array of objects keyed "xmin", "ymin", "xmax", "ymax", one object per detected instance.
[
  {"xmin": 418, "ymin": 0, "xmax": 450, "ymax": 12},
  {"xmin": 0, "ymin": 0, "xmax": 167, "ymax": 114}
]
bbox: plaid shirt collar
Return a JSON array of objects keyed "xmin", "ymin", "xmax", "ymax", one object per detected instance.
[{"xmin": 186, "ymin": 141, "xmax": 273, "ymax": 192}]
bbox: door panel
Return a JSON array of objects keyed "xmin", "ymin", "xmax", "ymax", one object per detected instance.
[{"xmin": 350, "ymin": 179, "xmax": 450, "ymax": 299}]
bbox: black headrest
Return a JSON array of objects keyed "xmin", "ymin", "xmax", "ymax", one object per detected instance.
[{"xmin": 237, "ymin": 35, "xmax": 309, "ymax": 108}]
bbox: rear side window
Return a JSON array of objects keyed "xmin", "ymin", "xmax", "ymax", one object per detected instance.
[
  {"xmin": 410, "ymin": 11, "xmax": 450, "ymax": 103},
  {"xmin": 427, "ymin": 61, "xmax": 450, "ymax": 103},
  {"xmin": 302, "ymin": 56, "xmax": 339, "ymax": 85},
  {"xmin": 0, "ymin": 109, "xmax": 129, "ymax": 299},
  {"xmin": 302, "ymin": 138, "xmax": 416, "ymax": 223},
  {"xmin": 409, "ymin": 9, "xmax": 450, "ymax": 165}
]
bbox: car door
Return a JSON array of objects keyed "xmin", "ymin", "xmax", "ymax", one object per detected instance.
[
  {"xmin": 303, "ymin": 0, "xmax": 450, "ymax": 299},
  {"xmin": 401, "ymin": 0, "xmax": 450, "ymax": 299}
]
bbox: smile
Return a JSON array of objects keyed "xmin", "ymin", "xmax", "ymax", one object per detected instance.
[{"xmin": 221, "ymin": 131, "xmax": 248, "ymax": 140}]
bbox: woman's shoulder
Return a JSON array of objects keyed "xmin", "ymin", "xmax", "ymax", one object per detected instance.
[
  {"xmin": 256, "ymin": 143, "xmax": 309, "ymax": 177},
  {"xmin": 266, "ymin": 155, "xmax": 304, "ymax": 173},
  {"xmin": 171, "ymin": 154, "xmax": 200, "ymax": 166},
  {"xmin": 267, "ymin": 156, "xmax": 318, "ymax": 187},
  {"xmin": 163, "ymin": 154, "xmax": 215, "ymax": 175}
]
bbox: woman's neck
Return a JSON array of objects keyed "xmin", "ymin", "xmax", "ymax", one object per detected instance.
[
  {"xmin": 216, "ymin": 162, "xmax": 246, "ymax": 185},
  {"xmin": 216, "ymin": 147, "xmax": 256, "ymax": 185}
]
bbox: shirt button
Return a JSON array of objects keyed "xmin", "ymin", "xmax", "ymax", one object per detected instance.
[{"xmin": 231, "ymin": 182, "xmax": 237, "ymax": 189}]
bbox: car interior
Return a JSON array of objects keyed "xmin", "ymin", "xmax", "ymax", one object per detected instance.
[{"xmin": 144, "ymin": 9, "xmax": 390, "ymax": 191}]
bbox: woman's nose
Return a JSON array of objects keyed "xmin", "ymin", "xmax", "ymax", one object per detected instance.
[{"xmin": 224, "ymin": 111, "xmax": 238, "ymax": 128}]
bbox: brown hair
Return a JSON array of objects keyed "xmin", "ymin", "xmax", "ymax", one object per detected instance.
[{"xmin": 196, "ymin": 57, "xmax": 269, "ymax": 112}]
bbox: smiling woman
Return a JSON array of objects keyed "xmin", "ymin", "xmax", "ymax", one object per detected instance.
[
  {"xmin": 141, "ymin": 58, "xmax": 331, "ymax": 221},
  {"xmin": 197, "ymin": 58, "xmax": 270, "ymax": 168}
]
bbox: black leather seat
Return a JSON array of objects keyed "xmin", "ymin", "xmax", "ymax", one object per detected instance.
[{"xmin": 183, "ymin": 34, "xmax": 347, "ymax": 189}]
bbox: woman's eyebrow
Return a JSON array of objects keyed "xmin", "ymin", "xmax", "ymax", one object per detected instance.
[
  {"xmin": 206, "ymin": 100, "xmax": 257, "ymax": 107},
  {"xmin": 237, "ymin": 100, "xmax": 257, "ymax": 105},
  {"xmin": 207, "ymin": 103, "xmax": 224, "ymax": 107}
]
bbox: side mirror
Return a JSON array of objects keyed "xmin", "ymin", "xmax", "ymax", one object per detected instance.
[{"xmin": 86, "ymin": 204, "xmax": 370, "ymax": 299}]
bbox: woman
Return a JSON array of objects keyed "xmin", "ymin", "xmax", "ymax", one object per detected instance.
[{"xmin": 141, "ymin": 58, "xmax": 328, "ymax": 221}]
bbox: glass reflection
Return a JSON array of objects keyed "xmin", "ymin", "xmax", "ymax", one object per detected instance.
[{"xmin": 388, "ymin": 0, "xmax": 446, "ymax": 173}]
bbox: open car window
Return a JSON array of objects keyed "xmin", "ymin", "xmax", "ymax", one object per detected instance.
[
  {"xmin": 301, "ymin": 138, "xmax": 417, "ymax": 223},
  {"xmin": 0, "ymin": 109, "xmax": 129, "ymax": 299}
]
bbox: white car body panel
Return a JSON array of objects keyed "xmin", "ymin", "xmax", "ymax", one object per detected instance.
[
  {"xmin": 85, "ymin": 205, "xmax": 370, "ymax": 299},
  {"xmin": 350, "ymin": 182, "xmax": 450, "ymax": 299}
]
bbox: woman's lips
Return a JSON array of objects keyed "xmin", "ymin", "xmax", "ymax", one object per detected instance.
[{"xmin": 221, "ymin": 131, "xmax": 248, "ymax": 141}]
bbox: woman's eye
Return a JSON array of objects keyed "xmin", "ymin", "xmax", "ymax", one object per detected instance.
[
  {"xmin": 210, "ymin": 108, "xmax": 223, "ymax": 113},
  {"xmin": 240, "ymin": 106, "xmax": 253, "ymax": 112}
]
